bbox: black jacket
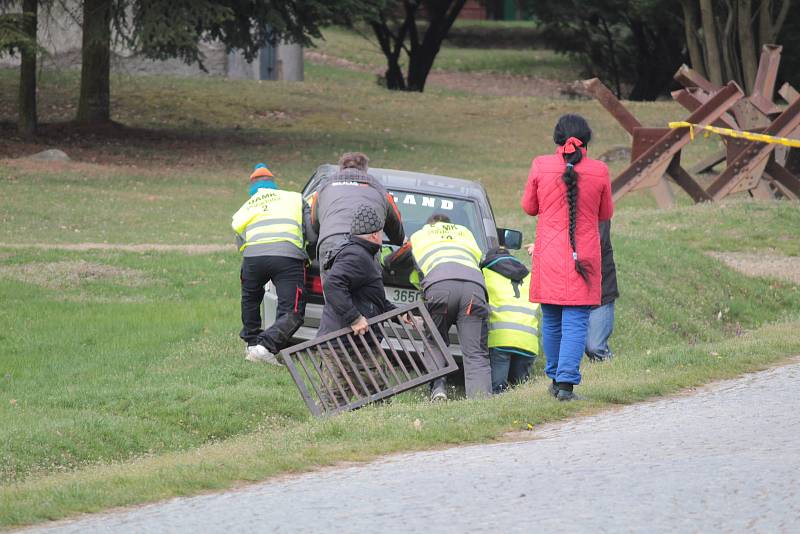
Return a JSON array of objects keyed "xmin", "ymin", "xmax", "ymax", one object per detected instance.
[
  {"xmin": 318, "ymin": 236, "xmax": 396, "ymax": 335},
  {"xmin": 599, "ymin": 220, "xmax": 619, "ymax": 305}
]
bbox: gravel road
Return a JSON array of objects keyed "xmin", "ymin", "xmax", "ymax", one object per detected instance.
[{"xmin": 23, "ymin": 363, "xmax": 800, "ymax": 533}]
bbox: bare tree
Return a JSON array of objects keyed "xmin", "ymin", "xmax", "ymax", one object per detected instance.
[
  {"xmin": 370, "ymin": 0, "xmax": 467, "ymax": 92},
  {"xmin": 758, "ymin": 0, "xmax": 791, "ymax": 44},
  {"xmin": 18, "ymin": 0, "xmax": 37, "ymax": 135},
  {"xmin": 698, "ymin": 0, "xmax": 723, "ymax": 85},
  {"xmin": 680, "ymin": 0, "xmax": 706, "ymax": 78},
  {"xmin": 738, "ymin": 0, "xmax": 758, "ymax": 90},
  {"xmin": 684, "ymin": 0, "xmax": 793, "ymax": 90}
]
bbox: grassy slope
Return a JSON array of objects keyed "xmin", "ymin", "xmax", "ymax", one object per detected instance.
[
  {"xmin": 311, "ymin": 26, "xmax": 582, "ymax": 80},
  {"xmin": 1, "ymin": 58, "xmax": 799, "ymax": 527}
]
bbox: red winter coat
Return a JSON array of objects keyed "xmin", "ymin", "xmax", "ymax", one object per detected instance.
[{"xmin": 521, "ymin": 147, "xmax": 613, "ymax": 306}]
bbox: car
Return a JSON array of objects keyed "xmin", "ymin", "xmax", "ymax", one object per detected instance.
[{"xmin": 262, "ymin": 164, "xmax": 523, "ymax": 356}]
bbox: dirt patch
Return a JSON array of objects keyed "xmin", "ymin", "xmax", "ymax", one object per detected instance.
[
  {"xmin": 0, "ymin": 243, "xmax": 230, "ymax": 254},
  {"xmin": 304, "ymin": 50, "xmax": 579, "ymax": 98},
  {"xmin": 709, "ymin": 251, "xmax": 800, "ymax": 285},
  {"xmin": 0, "ymin": 260, "xmax": 151, "ymax": 290},
  {"xmin": 0, "ymin": 121, "xmax": 293, "ymax": 166}
]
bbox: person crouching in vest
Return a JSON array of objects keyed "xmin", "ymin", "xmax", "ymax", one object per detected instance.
[
  {"xmin": 481, "ymin": 247, "xmax": 540, "ymax": 394},
  {"xmin": 231, "ymin": 163, "xmax": 317, "ymax": 364},
  {"xmin": 408, "ymin": 214, "xmax": 492, "ymax": 400}
]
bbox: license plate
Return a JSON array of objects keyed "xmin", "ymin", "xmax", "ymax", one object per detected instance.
[{"xmin": 385, "ymin": 286, "xmax": 421, "ymax": 304}]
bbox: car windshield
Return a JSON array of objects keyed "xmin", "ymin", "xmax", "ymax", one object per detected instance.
[{"xmin": 388, "ymin": 190, "xmax": 486, "ymax": 250}]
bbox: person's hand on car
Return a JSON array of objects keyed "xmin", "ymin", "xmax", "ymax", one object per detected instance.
[{"xmin": 351, "ymin": 315, "xmax": 369, "ymax": 336}]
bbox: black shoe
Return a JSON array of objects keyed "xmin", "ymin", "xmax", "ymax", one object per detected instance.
[
  {"xmin": 557, "ymin": 389, "xmax": 585, "ymax": 402},
  {"xmin": 548, "ymin": 381, "xmax": 559, "ymax": 398},
  {"xmin": 586, "ymin": 351, "xmax": 613, "ymax": 363}
]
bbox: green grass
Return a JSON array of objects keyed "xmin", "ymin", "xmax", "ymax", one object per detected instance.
[
  {"xmin": 1, "ymin": 58, "xmax": 799, "ymax": 528},
  {"xmin": 311, "ymin": 26, "xmax": 581, "ymax": 79}
]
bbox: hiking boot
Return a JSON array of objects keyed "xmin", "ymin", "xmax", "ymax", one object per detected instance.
[
  {"xmin": 548, "ymin": 381, "xmax": 559, "ymax": 398},
  {"xmin": 557, "ymin": 389, "xmax": 585, "ymax": 402},
  {"xmin": 430, "ymin": 379, "xmax": 448, "ymax": 402},
  {"xmin": 245, "ymin": 345, "xmax": 280, "ymax": 365},
  {"xmin": 586, "ymin": 350, "xmax": 613, "ymax": 363}
]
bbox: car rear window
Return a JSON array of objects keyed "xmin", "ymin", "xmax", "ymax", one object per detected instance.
[{"xmin": 388, "ymin": 190, "xmax": 486, "ymax": 250}]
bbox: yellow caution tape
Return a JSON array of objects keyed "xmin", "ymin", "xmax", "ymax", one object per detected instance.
[{"xmin": 668, "ymin": 121, "xmax": 800, "ymax": 148}]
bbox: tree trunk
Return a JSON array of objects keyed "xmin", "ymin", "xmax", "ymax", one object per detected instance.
[
  {"xmin": 758, "ymin": 0, "xmax": 791, "ymax": 45},
  {"xmin": 699, "ymin": 0, "xmax": 724, "ymax": 85},
  {"xmin": 406, "ymin": 0, "xmax": 466, "ymax": 92},
  {"xmin": 384, "ymin": 58, "xmax": 406, "ymax": 90},
  {"xmin": 720, "ymin": 0, "xmax": 739, "ymax": 85},
  {"xmin": 738, "ymin": 0, "xmax": 758, "ymax": 91},
  {"xmin": 599, "ymin": 16, "xmax": 622, "ymax": 98},
  {"xmin": 76, "ymin": 0, "xmax": 112, "ymax": 124},
  {"xmin": 680, "ymin": 0, "xmax": 707, "ymax": 78},
  {"xmin": 406, "ymin": 48, "xmax": 435, "ymax": 91},
  {"xmin": 18, "ymin": 0, "xmax": 37, "ymax": 137}
]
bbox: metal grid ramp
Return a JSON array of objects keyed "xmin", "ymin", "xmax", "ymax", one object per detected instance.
[{"xmin": 279, "ymin": 303, "xmax": 458, "ymax": 417}]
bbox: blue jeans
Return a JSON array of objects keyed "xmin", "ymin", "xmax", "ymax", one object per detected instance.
[
  {"xmin": 541, "ymin": 304, "xmax": 591, "ymax": 385},
  {"xmin": 586, "ymin": 301, "xmax": 615, "ymax": 361},
  {"xmin": 489, "ymin": 348, "xmax": 534, "ymax": 393}
]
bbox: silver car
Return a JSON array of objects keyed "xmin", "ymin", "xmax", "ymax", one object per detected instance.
[{"xmin": 263, "ymin": 165, "xmax": 523, "ymax": 356}]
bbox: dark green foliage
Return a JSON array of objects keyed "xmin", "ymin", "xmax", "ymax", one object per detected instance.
[
  {"xmin": 523, "ymin": 0, "xmax": 686, "ymax": 100},
  {"xmin": 14, "ymin": 0, "xmax": 379, "ymax": 125},
  {"xmin": 0, "ymin": 0, "xmax": 44, "ymax": 57},
  {"xmin": 129, "ymin": 0, "xmax": 374, "ymax": 68}
]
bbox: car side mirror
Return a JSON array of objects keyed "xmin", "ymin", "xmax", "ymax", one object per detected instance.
[{"xmin": 498, "ymin": 228, "xmax": 522, "ymax": 250}]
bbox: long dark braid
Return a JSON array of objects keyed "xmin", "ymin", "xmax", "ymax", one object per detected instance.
[{"xmin": 554, "ymin": 114, "xmax": 592, "ymax": 282}]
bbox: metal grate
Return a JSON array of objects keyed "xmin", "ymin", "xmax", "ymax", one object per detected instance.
[{"xmin": 279, "ymin": 302, "xmax": 457, "ymax": 416}]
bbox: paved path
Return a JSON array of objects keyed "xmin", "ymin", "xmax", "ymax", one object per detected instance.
[{"xmin": 25, "ymin": 363, "xmax": 800, "ymax": 533}]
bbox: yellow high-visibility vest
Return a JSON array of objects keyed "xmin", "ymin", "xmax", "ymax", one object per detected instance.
[
  {"xmin": 231, "ymin": 189, "xmax": 304, "ymax": 252},
  {"xmin": 483, "ymin": 267, "xmax": 540, "ymax": 354},
  {"xmin": 409, "ymin": 222, "xmax": 482, "ymax": 278}
]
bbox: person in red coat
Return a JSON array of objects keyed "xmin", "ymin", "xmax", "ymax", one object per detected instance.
[{"xmin": 521, "ymin": 114, "xmax": 613, "ymax": 401}]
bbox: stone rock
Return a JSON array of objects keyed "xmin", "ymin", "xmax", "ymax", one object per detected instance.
[{"xmin": 28, "ymin": 149, "xmax": 70, "ymax": 162}]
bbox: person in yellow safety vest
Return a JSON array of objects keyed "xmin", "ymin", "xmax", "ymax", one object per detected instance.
[
  {"xmin": 481, "ymin": 247, "xmax": 540, "ymax": 393},
  {"xmin": 231, "ymin": 163, "xmax": 317, "ymax": 364},
  {"xmin": 391, "ymin": 213, "xmax": 491, "ymax": 400}
]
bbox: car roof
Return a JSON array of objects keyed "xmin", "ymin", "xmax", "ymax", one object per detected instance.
[{"xmin": 314, "ymin": 164, "xmax": 488, "ymax": 200}]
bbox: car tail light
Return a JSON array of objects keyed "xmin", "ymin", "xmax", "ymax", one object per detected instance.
[{"xmin": 307, "ymin": 274, "xmax": 323, "ymax": 295}]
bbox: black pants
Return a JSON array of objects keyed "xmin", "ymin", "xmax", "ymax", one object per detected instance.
[{"xmin": 240, "ymin": 255, "xmax": 306, "ymax": 353}]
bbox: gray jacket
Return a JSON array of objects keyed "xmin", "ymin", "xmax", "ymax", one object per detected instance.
[{"xmin": 311, "ymin": 168, "xmax": 405, "ymax": 249}]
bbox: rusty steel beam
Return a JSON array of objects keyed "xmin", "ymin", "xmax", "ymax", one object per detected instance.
[
  {"xmin": 586, "ymin": 79, "xmax": 711, "ymax": 204},
  {"xmin": 672, "ymin": 88, "xmax": 739, "ymax": 129},
  {"xmin": 667, "ymin": 157, "xmax": 713, "ymax": 203},
  {"xmin": 583, "ymin": 78, "xmax": 640, "ymax": 134},
  {"xmin": 689, "ymin": 151, "xmax": 727, "ymax": 175},
  {"xmin": 706, "ymin": 96, "xmax": 800, "ymax": 200},
  {"xmin": 765, "ymin": 160, "xmax": 800, "ymax": 199},
  {"xmin": 750, "ymin": 45, "xmax": 783, "ymax": 115},
  {"xmin": 779, "ymin": 83, "xmax": 800, "ymax": 104},
  {"xmin": 674, "ymin": 64, "xmax": 720, "ymax": 93},
  {"xmin": 612, "ymin": 82, "xmax": 743, "ymax": 200}
]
